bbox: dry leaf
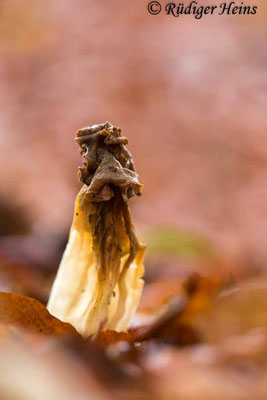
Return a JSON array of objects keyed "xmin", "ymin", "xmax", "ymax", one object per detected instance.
[
  {"xmin": 93, "ymin": 330, "xmax": 132, "ymax": 348},
  {"xmin": 0, "ymin": 292, "xmax": 78, "ymax": 337},
  {"xmin": 199, "ymin": 278, "xmax": 267, "ymax": 344},
  {"xmin": 132, "ymin": 275, "xmax": 220, "ymax": 345}
]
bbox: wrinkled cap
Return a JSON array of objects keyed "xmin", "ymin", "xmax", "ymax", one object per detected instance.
[
  {"xmin": 75, "ymin": 122, "xmax": 142, "ymax": 201},
  {"xmin": 76, "ymin": 121, "xmax": 115, "ymax": 137}
]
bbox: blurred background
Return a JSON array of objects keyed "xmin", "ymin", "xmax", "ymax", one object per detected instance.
[
  {"xmin": 1, "ymin": 2, "xmax": 267, "ymax": 399},
  {"xmin": 0, "ymin": 0, "xmax": 267, "ymax": 292}
]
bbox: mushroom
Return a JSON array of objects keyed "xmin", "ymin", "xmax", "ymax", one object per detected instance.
[{"xmin": 47, "ymin": 122, "xmax": 145, "ymax": 337}]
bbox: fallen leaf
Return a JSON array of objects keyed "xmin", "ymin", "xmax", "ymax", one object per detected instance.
[
  {"xmin": 199, "ymin": 278, "xmax": 267, "ymax": 344},
  {"xmin": 93, "ymin": 330, "xmax": 132, "ymax": 348},
  {"xmin": 0, "ymin": 292, "xmax": 78, "ymax": 337},
  {"xmin": 132, "ymin": 274, "xmax": 220, "ymax": 345}
]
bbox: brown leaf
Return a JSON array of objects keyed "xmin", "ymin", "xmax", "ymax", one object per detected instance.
[
  {"xmin": 132, "ymin": 274, "xmax": 220, "ymax": 345},
  {"xmin": 199, "ymin": 277, "xmax": 267, "ymax": 344},
  {"xmin": 93, "ymin": 330, "xmax": 132, "ymax": 348},
  {"xmin": 0, "ymin": 292, "xmax": 78, "ymax": 337}
]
